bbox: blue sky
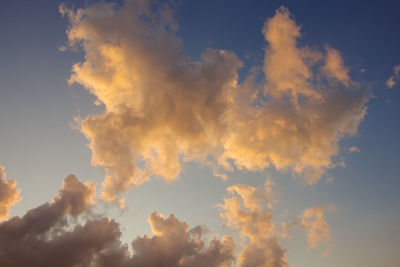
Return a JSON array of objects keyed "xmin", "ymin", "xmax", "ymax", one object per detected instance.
[{"xmin": 0, "ymin": 1, "xmax": 399, "ymax": 266}]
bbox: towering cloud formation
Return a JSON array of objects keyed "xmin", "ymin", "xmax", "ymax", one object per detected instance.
[
  {"xmin": 219, "ymin": 181, "xmax": 289, "ymax": 267},
  {"xmin": 61, "ymin": 0, "xmax": 242, "ymax": 200},
  {"xmin": 0, "ymin": 165, "xmax": 21, "ymax": 221},
  {"xmin": 62, "ymin": 1, "xmax": 370, "ymax": 200}
]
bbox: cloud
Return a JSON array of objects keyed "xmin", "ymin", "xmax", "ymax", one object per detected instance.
[
  {"xmin": 61, "ymin": 0, "xmax": 242, "ymax": 200},
  {"xmin": 322, "ymin": 46, "xmax": 351, "ymax": 86},
  {"xmin": 325, "ymin": 177, "xmax": 335, "ymax": 183},
  {"xmin": 0, "ymin": 165, "xmax": 21, "ymax": 221},
  {"xmin": 301, "ymin": 205, "xmax": 336, "ymax": 249},
  {"xmin": 1, "ymin": 173, "xmax": 335, "ymax": 266},
  {"xmin": 348, "ymin": 146, "xmax": 360, "ymax": 153},
  {"xmin": 62, "ymin": 1, "xmax": 370, "ymax": 200},
  {"xmin": 220, "ymin": 7, "xmax": 369, "ymax": 184},
  {"xmin": 95, "ymin": 212, "xmax": 236, "ymax": 267},
  {"xmin": 219, "ymin": 181, "xmax": 289, "ymax": 267},
  {"xmin": 386, "ymin": 65, "xmax": 400, "ymax": 88},
  {"xmin": 0, "ymin": 175, "xmax": 104, "ymax": 267},
  {"xmin": 386, "ymin": 76, "xmax": 396, "ymax": 88},
  {"xmin": 262, "ymin": 7, "xmax": 323, "ymax": 102},
  {"xmin": 0, "ymin": 174, "xmax": 235, "ymax": 267},
  {"xmin": 218, "ymin": 180, "xmax": 336, "ymax": 262},
  {"xmin": 277, "ymin": 203, "xmax": 336, "ymax": 256}
]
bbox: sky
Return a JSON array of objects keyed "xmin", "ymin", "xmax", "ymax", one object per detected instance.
[{"xmin": 0, "ymin": 0, "xmax": 399, "ymax": 266}]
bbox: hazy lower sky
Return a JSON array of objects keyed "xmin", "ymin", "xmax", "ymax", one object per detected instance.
[{"xmin": 0, "ymin": 1, "xmax": 399, "ymax": 266}]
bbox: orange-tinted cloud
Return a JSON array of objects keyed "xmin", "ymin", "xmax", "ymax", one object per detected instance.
[
  {"xmin": 386, "ymin": 65, "xmax": 400, "ymax": 88},
  {"xmin": 322, "ymin": 46, "xmax": 351, "ymax": 86},
  {"xmin": 301, "ymin": 205, "xmax": 336, "ymax": 249},
  {"xmin": 219, "ymin": 181, "xmax": 289, "ymax": 267},
  {"xmin": 220, "ymin": 7, "xmax": 369, "ymax": 184},
  {"xmin": 262, "ymin": 7, "xmax": 322, "ymax": 102},
  {"xmin": 62, "ymin": 1, "xmax": 370, "ymax": 200},
  {"xmin": 348, "ymin": 146, "xmax": 360, "ymax": 153},
  {"xmin": 95, "ymin": 212, "xmax": 236, "ymax": 267},
  {"xmin": 61, "ymin": 0, "xmax": 242, "ymax": 200},
  {"xmin": 0, "ymin": 165, "xmax": 21, "ymax": 221}
]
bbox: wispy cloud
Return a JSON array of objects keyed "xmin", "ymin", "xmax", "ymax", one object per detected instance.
[
  {"xmin": 386, "ymin": 65, "xmax": 400, "ymax": 88},
  {"xmin": 301, "ymin": 205, "xmax": 336, "ymax": 250},
  {"xmin": 348, "ymin": 146, "xmax": 360, "ymax": 153}
]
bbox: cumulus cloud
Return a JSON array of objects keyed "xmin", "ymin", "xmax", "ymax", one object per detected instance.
[
  {"xmin": 0, "ymin": 174, "xmax": 235, "ymax": 267},
  {"xmin": 94, "ymin": 212, "xmax": 236, "ymax": 267},
  {"xmin": 221, "ymin": 7, "xmax": 369, "ymax": 184},
  {"xmin": 301, "ymin": 205, "xmax": 336, "ymax": 249},
  {"xmin": 0, "ymin": 173, "xmax": 333, "ymax": 266},
  {"xmin": 325, "ymin": 176, "xmax": 335, "ymax": 183},
  {"xmin": 322, "ymin": 46, "xmax": 351, "ymax": 86},
  {"xmin": 0, "ymin": 174, "xmax": 103, "ymax": 267},
  {"xmin": 61, "ymin": 0, "xmax": 242, "ymax": 200},
  {"xmin": 386, "ymin": 65, "xmax": 400, "ymax": 88},
  {"xmin": 0, "ymin": 165, "xmax": 21, "ymax": 221},
  {"xmin": 219, "ymin": 181, "xmax": 289, "ymax": 267},
  {"xmin": 62, "ymin": 1, "xmax": 370, "ymax": 200}
]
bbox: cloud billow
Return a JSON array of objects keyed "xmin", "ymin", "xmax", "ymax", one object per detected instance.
[
  {"xmin": 219, "ymin": 181, "xmax": 289, "ymax": 267},
  {"xmin": 0, "ymin": 175, "xmax": 236, "ymax": 267},
  {"xmin": 0, "ymin": 172, "xmax": 337, "ymax": 266},
  {"xmin": 0, "ymin": 165, "xmax": 21, "ymax": 221},
  {"xmin": 61, "ymin": 1, "xmax": 370, "ymax": 200}
]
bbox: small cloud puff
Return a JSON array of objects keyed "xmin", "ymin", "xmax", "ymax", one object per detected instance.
[
  {"xmin": 348, "ymin": 146, "xmax": 360, "ymax": 153},
  {"xmin": 301, "ymin": 205, "xmax": 336, "ymax": 249},
  {"xmin": 0, "ymin": 165, "xmax": 21, "ymax": 221},
  {"xmin": 219, "ymin": 181, "xmax": 289, "ymax": 267},
  {"xmin": 386, "ymin": 65, "xmax": 400, "ymax": 88}
]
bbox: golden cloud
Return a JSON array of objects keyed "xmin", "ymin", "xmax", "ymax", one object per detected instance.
[
  {"xmin": 0, "ymin": 165, "xmax": 21, "ymax": 221},
  {"xmin": 62, "ymin": 1, "xmax": 370, "ymax": 201}
]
